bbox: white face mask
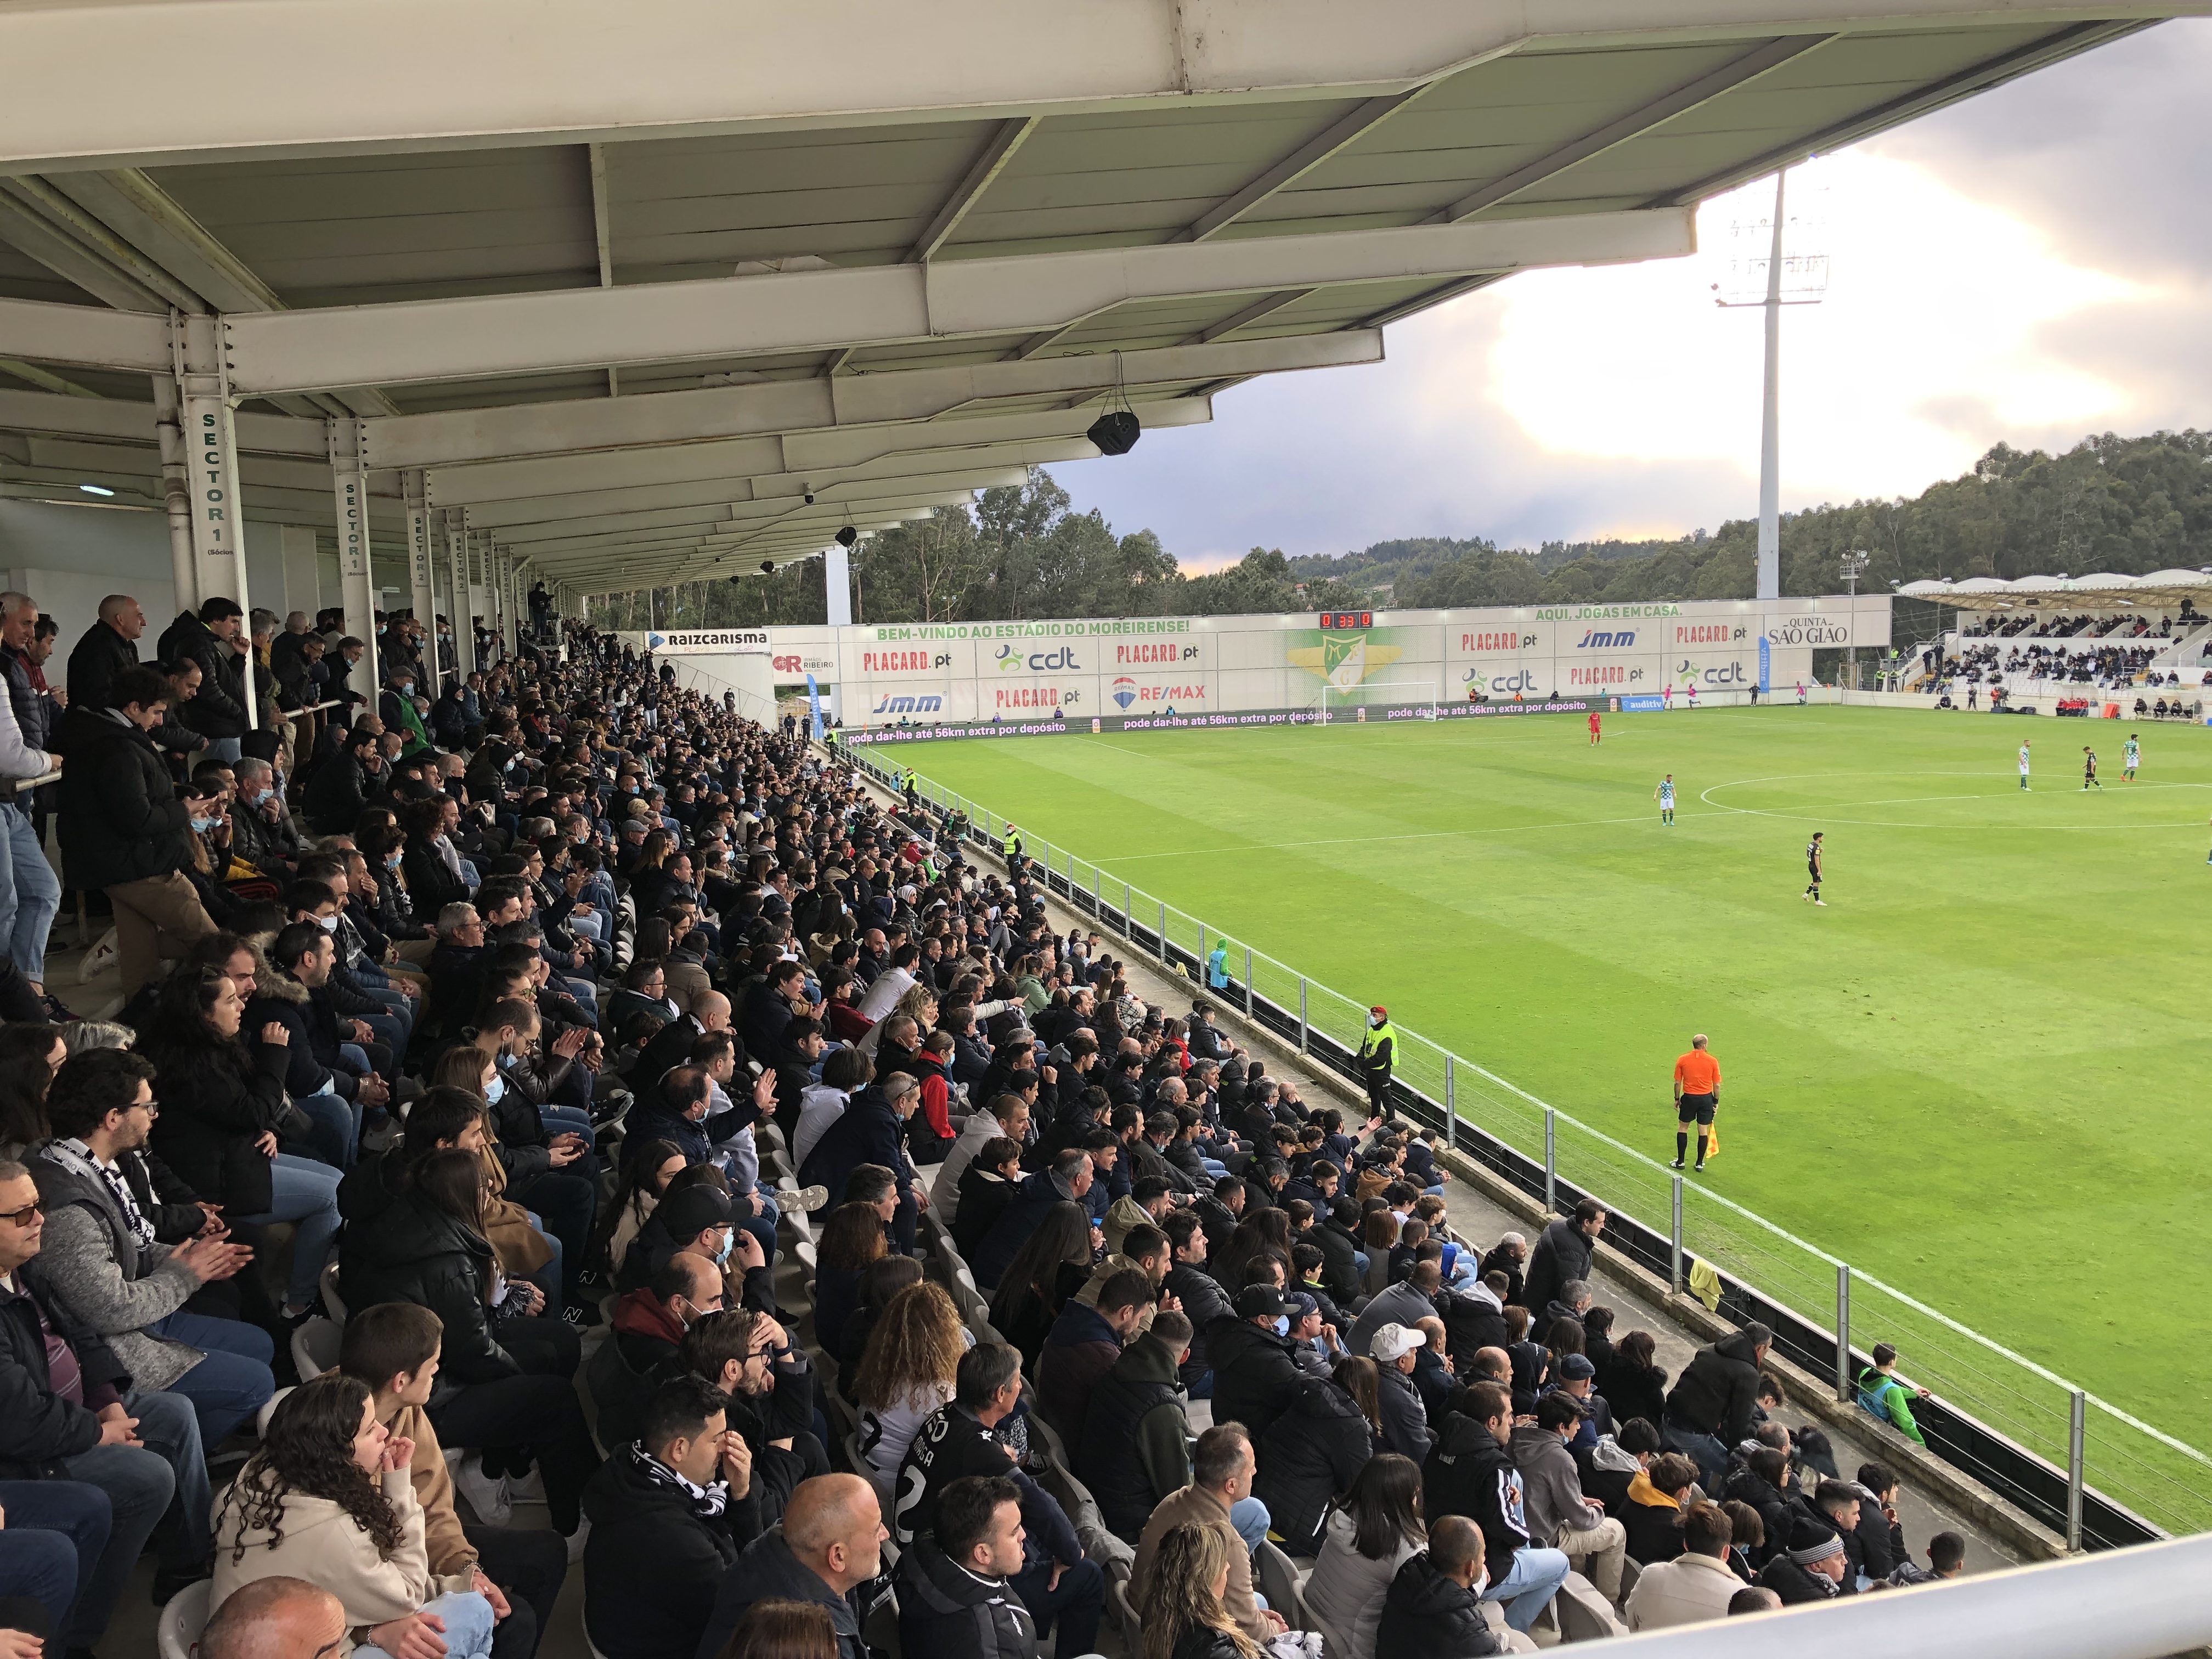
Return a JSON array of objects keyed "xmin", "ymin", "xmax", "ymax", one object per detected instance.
[
  {"xmin": 483, "ymin": 1074, "xmax": 506, "ymax": 1104},
  {"xmin": 316, "ymin": 913, "xmax": 340, "ymax": 933}
]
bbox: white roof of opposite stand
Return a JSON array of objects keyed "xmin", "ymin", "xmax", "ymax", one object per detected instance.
[{"xmin": 1899, "ymin": 571, "xmax": 2212, "ymax": 607}]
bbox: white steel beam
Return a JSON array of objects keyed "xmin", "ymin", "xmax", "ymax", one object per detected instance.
[
  {"xmin": 0, "ymin": 189, "xmax": 173, "ymax": 313},
  {"xmin": 487, "ymin": 469, "xmax": 1026, "ymax": 551},
  {"xmin": 0, "ymin": 388, "xmax": 324, "ymax": 454},
  {"xmin": 1181, "ymin": 91, "xmax": 1434, "ymax": 242},
  {"xmin": 209, "ymin": 210, "xmax": 1690, "ymax": 394},
  {"xmin": 1431, "ymin": 36, "xmax": 1832, "ymax": 222},
  {"xmin": 360, "ymin": 331, "xmax": 1376, "ymax": 469},
  {"xmin": 0, "ymin": 0, "xmax": 2183, "ymax": 173},
  {"xmin": 909, "ymin": 116, "xmax": 1038, "ymax": 263},
  {"xmin": 0, "ymin": 295, "xmax": 173, "ymax": 374},
  {"xmin": 426, "ymin": 397, "xmax": 1210, "ymax": 510}
]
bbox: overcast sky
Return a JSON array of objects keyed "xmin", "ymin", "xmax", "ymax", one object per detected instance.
[{"xmin": 1051, "ymin": 21, "xmax": 2212, "ymax": 571}]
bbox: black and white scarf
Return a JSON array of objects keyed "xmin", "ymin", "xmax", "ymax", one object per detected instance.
[
  {"xmin": 625, "ymin": 1440, "xmax": 729, "ymax": 1519},
  {"xmin": 49, "ymin": 1139, "xmax": 157, "ymax": 1251}
]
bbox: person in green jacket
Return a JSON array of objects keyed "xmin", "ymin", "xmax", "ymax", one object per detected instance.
[
  {"xmin": 1855, "ymin": 1342, "xmax": 1928, "ymax": 1446},
  {"xmin": 1206, "ymin": 938, "xmax": 1231, "ymax": 990},
  {"xmin": 1357, "ymin": 1005, "xmax": 1397, "ymax": 1116}
]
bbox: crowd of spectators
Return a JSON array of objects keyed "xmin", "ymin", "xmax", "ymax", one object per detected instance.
[{"xmin": 0, "ymin": 594, "xmax": 1968, "ymax": 1659}]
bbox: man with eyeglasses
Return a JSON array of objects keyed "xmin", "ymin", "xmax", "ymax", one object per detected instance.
[
  {"xmin": 676, "ymin": 1308, "xmax": 828, "ymax": 1531},
  {"xmin": 27, "ymin": 1050, "xmax": 274, "ymax": 1455},
  {"xmin": 0, "ymin": 1157, "xmax": 217, "ymax": 1646}
]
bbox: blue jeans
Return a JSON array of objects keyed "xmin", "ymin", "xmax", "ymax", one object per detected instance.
[
  {"xmin": 1482, "ymin": 1545, "xmax": 1571, "ymax": 1632},
  {"xmin": 291, "ymin": 1091, "xmax": 359, "ymax": 1170},
  {"xmin": 239, "ymin": 1152, "xmax": 344, "ymax": 1308},
  {"xmin": 421, "ymin": 1589, "xmax": 498, "ymax": 1659},
  {"xmin": 204, "ymin": 737, "xmax": 242, "ymax": 765},
  {"xmin": 567, "ymin": 909, "xmax": 606, "ymax": 944},
  {"xmin": 0, "ymin": 1480, "xmax": 109, "ymax": 1640},
  {"xmin": 1229, "ymin": 1497, "xmax": 1270, "ymax": 1553},
  {"xmin": 58, "ymin": 1389, "xmax": 208, "ymax": 1646},
  {"xmin": 1663, "ymin": 1420, "xmax": 1730, "ymax": 1494},
  {"xmin": 0, "ymin": 802, "xmax": 60, "ymax": 986},
  {"xmin": 539, "ymin": 1105, "xmax": 594, "ymax": 1139},
  {"xmin": 556, "ymin": 975, "xmax": 598, "ymax": 1017},
  {"xmin": 148, "ymin": 1307, "xmax": 276, "ymax": 1449}
]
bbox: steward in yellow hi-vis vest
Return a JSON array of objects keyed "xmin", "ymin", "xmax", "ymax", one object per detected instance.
[{"xmin": 1357, "ymin": 1006, "xmax": 1397, "ymax": 1115}]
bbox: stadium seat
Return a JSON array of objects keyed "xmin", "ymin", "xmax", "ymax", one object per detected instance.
[
  {"xmin": 1552, "ymin": 1570, "xmax": 1627, "ymax": 1642},
  {"xmin": 1254, "ymin": 1541, "xmax": 1308, "ymax": 1629},
  {"xmin": 845, "ymin": 1430, "xmax": 895, "ymax": 1515},
  {"xmin": 319, "ymin": 1257, "xmax": 348, "ymax": 1323},
  {"xmin": 256, "ymin": 1384, "xmax": 294, "ymax": 1438},
  {"xmin": 156, "ymin": 1576, "xmax": 212, "ymax": 1659},
  {"xmin": 1108, "ymin": 1569, "xmax": 1142, "ymax": 1644},
  {"xmin": 290, "ymin": 1316, "xmax": 342, "ymax": 1381}
]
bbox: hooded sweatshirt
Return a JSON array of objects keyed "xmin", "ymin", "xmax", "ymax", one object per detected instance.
[
  {"xmin": 212, "ymin": 1466, "xmax": 471, "ymax": 1653},
  {"xmin": 1507, "ymin": 1422, "xmax": 1602, "ymax": 1544}
]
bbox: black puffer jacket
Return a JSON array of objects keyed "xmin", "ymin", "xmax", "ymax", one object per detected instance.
[
  {"xmin": 1664, "ymin": 1330, "xmax": 1765, "ymax": 1444},
  {"xmin": 55, "ymin": 706, "xmax": 194, "ymax": 891},
  {"xmin": 582, "ymin": 1447, "xmax": 766, "ymax": 1659},
  {"xmin": 898, "ymin": 1537, "xmax": 1037, "ymax": 1659},
  {"xmin": 142, "ymin": 1027, "xmax": 294, "ymax": 1217},
  {"xmin": 1254, "ymin": 1376, "xmax": 1378, "ymax": 1554},
  {"xmin": 1374, "ymin": 1550, "xmax": 1502, "ymax": 1658},
  {"xmin": 155, "ymin": 611, "xmax": 249, "ymax": 738},
  {"xmin": 1520, "ymin": 1216, "xmax": 1593, "ymax": 1317},
  {"xmin": 1206, "ymin": 1316, "xmax": 1306, "ymax": 1447},
  {"xmin": 338, "ymin": 1189, "xmax": 520, "ymax": 1390}
]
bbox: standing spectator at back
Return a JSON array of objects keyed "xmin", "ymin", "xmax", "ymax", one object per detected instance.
[
  {"xmin": 1519, "ymin": 1200, "xmax": 1602, "ymax": 1318},
  {"xmin": 65, "ymin": 594, "xmax": 145, "ymax": 723}
]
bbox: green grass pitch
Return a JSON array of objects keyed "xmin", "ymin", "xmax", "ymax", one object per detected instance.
[{"xmin": 900, "ymin": 704, "xmax": 2210, "ymax": 1503}]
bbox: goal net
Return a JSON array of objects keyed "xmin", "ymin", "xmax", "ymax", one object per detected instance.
[{"xmin": 1318, "ymin": 676, "xmax": 1444, "ymax": 723}]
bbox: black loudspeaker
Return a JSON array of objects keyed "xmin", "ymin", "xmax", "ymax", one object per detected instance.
[
  {"xmin": 760, "ymin": 560, "xmax": 775, "ymax": 574},
  {"xmin": 835, "ymin": 526, "xmax": 859, "ymax": 548},
  {"xmin": 1087, "ymin": 409, "xmax": 1141, "ymax": 456}
]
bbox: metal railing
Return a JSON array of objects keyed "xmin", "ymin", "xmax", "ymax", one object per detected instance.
[{"xmin": 849, "ymin": 748, "xmax": 2212, "ymax": 1548}]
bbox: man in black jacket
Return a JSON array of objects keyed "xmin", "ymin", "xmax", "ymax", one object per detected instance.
[
  {"xmin": 1520, "ymin": 1200, "xmax": 1603, "ymax": 1317},
  {"xmin": 1423, "ymin": 1381, "xmax": 1570, "ymax": 1635},
  {"xmin": 693, "ymin": 1474, "xmax": 883, "ymax": 1659},
  {"xmin": 581, "ymin": 1375, "xmax": 763, "ymax": 1659},
  {"xmin": 1205, "ymin": 1285, "xmax": 1306, "ymax": 1447},
  {"xmin": 1662, "ymin": 1323, "xmax": 1771, "ymax": 1491},
  {"xmin": 1159, "ymin": 1211, "xmax": 1232, "ymax": 1396},
  {"xmin": 899, "ymin": 1475, "xmax": 1038, "ymax": 1659},
  {"xmin": 63, "ymin": 594, "xmax": 144, "ymax": 718},
  {"xmin": 892, "ymin": 1345, "xmax": 1099, "ymax": 1657},
  {"xmin": 55, "ymin": 666, "xmax": 217, "ymax": 998},
  {"xmin": 156, "ymin": 598, "xmax": 250, "ymax": 763},
  {"xmin": 0, "ymin": 1158, "xmax": 216, "ymax": 1643},
  {"xmin": 1376, "ymin": 1516, "xmax": 1504, "ymax": 1657}
]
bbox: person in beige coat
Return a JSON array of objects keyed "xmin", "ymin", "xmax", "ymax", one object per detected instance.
[
  {"xmin": 1130, "ymin": 1425, "xmax": 1288, "ymax": 1646},
  {"xmin": 211, "ymin": 1374, "xmax": 496, "ymax": 1659},
  {"xmin": 1623, "ymin": 1502, "xmax": 1742, "ymax": 1632}
]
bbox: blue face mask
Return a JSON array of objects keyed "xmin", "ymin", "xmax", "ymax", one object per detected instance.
[
  {"xmin": 496, "ymin": 1051, "xmax": 515, "ymax": 1069},
  {"xmin": 714, "ymin": 1227, "xmax": 735, "ymax": 1265},
  {"xmin": 190, "ymin": 815, "xmax": 216, "ymax": 833},
  {"xmin": 1273, "ymin": 1316, "xmax": 1290, "ymax": 1336},
  {"xmin": 386, "ymin": 852, "xmax": 402, "ymax": 870},
  {"xmin": 483, "ymin": 1074, "xmax": 506, "ymax": 1104}
]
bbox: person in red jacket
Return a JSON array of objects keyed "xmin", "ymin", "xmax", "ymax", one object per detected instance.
[{"xmin": 906, "ymin": 1031, "xmax": 957, "ymax": 1166}]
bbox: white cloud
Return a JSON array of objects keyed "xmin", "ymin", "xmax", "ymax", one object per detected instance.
[
  {"xmin": 1487, "ymin": 153, "xmax": 2148, "ymax": 508},
  {"xmin": 1051, "ymin": 20, "xmax": 2212, "ymax": 565}
]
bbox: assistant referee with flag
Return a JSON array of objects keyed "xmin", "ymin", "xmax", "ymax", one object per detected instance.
[{"xmin": 1671, "ymin": 1034, "xmax": 1721, "ymax": 1172}]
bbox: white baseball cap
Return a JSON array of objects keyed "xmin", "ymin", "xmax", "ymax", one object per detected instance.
[{"xmin": 1370, "ymin": 1323, "xmax": 1427, "ymax": 1363}]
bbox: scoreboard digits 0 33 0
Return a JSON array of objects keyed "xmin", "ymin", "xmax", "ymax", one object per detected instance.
[{"xmin": 1316, "ymin": 611, "xmax": 1374, "ymax": 629}]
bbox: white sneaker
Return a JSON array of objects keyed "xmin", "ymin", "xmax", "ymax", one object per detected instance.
[
  {"xmin": 1814, "ymin": 900, "xmax": 1828, "ymax": 907},
  {"xmin": 789, "ymin": 1184, "xmax": 830, "ymax": 1214},
  {"xmin": 566, "ymin": 1515, "xmax": 592, "ymax": 1564},
  {"xmin": 455, "ymin": 1453, "xmax": 512, "ymax": 1525},
  {"xmin": 507, "ymin": 1467, "xmax": 546, "ymax": 1503},
  {"xmin": 79, "ymin": 929, "xmax": 118, "ymax": 983}
]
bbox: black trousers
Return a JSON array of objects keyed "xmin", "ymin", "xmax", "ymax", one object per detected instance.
[
  {"xmin": 432, "ymin": 1364, "xmax": 601, "ymax": 1533},
  {"xmin": 512, "ymin": 1169, "xmax": 598, "ymax": 1309},
  {"xmin": 466, "ymin": 1522, "xmax": 567, "ymax": 1659}
]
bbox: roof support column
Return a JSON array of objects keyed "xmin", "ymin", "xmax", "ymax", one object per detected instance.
[
  {"xmin": 403, "ymin": 469, "xmax": 440, "ymax": 682},
  {"xmin": 329, "ymin": 416, "xmax": 379, "ymax": 687},
  {"xmin": 445, "ymin": 512, "xmax": 476, "ymax": 677},
  {"xmin": 172, "ymin": 312, "xmax": 258, "ymax": 724},
  {"xmin": 823, "ymin": 541, "xmax": 851, "ymax": 628},
  {"xmin": 151, "ymin": 373, "xmax": 198, "ymax": 615}
]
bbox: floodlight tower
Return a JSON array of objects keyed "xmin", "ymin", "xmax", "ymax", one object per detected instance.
[
  {"xmin": 1713, "ymin": 167, "xmax": 1829, "ymax": 601},
  {"xmin": 1840, "ymin": 549, "xmax": 1871, "ymax": 689}
]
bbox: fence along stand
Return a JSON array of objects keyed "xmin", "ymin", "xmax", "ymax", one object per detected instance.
[
  {"xmin": 1297, "ymin": 979, "xmax": 1308, "ymax": 1052},
  {"xmin": 1158, "ymin": 902, "xmax": 1168, "ymax": 964},
  {"xmin": 1243, "ymin": 947, "xmax": 1253, "ymax": 1018},
  {"xmin": 1669, "ymin": 1175, "xmax": 1684, "ymax": 1295},
  {"xmin": 2067, "ymin": 1392, "xmax": 2086, "ymax": 1552},
  {"xmin": 1543, "ymin": 1108, "xmax": 1556, "ymax": 1213},
  {"xmin": 1836, "ymin": 1265, "xmax": 1853, "ymax": 1402},
  {"xmin": 1444, "ymin": 1055, "xmax": 1455, "ymax": 1147}
]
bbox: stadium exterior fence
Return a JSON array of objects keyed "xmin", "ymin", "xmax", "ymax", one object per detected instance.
[{"xmin": 844, "ymin": 745, "xmax": 2212, "ymax": 1549}]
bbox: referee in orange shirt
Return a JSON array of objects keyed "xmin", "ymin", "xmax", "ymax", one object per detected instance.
[{"xmin": 1672, "ymin": 1034, "xmax": 1722, "ymax": 1171}]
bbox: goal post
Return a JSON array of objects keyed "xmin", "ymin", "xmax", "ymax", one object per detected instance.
[{"xmin": 1318, "ymin": 674, "xmax": 1446, "ymax": 723}]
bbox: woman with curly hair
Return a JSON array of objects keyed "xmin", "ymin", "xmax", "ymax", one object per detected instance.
[
  {"xmin": 211, "ymin": 1373, "xmax": 498, "ymax": 1658},
  {"xmin": 1140, "ymin": 1522, "xmax": 1263, "ymax": 1659},
  {"xmin": 854, "ymin": 1280, "xmax": 967, "ymax": 1477}
]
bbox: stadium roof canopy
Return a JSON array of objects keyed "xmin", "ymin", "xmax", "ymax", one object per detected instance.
[
  {"xmin": 0, "ymin": 0, "xmax": 2201, "ymax": 605},
  {"xmin": 1899, "ymin": 571, "xmax": 2212, "ymax": 610}
]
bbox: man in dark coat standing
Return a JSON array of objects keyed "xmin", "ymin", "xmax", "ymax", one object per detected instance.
[
  {"xmin": 64, "ymin": 593, "xmax": 145, "ymax": 717},
  {"xmin": 1520, "ymin": 1199, "xmax": 1604, "ymax": 1317},
  {"xmin": 799, "ymin": 1071, "xmax": 923, "ymax": 1256},
  {"xmin": 156, "ymin": 597, "xmax": 250, "ymax": 764},
  {"xmin": 54, "ymin": 666, "xmax": 216, "ymax": 998}
]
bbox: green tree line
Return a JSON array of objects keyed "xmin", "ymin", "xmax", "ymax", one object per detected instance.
[{"xmin": 586, "ymin": 428, "xmax": 2212, "ymax": 637}]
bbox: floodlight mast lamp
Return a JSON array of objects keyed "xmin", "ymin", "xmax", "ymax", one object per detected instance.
[{"xmin": 1841, "ymin": 548, "xmax": 1871, "ymax": 688}]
